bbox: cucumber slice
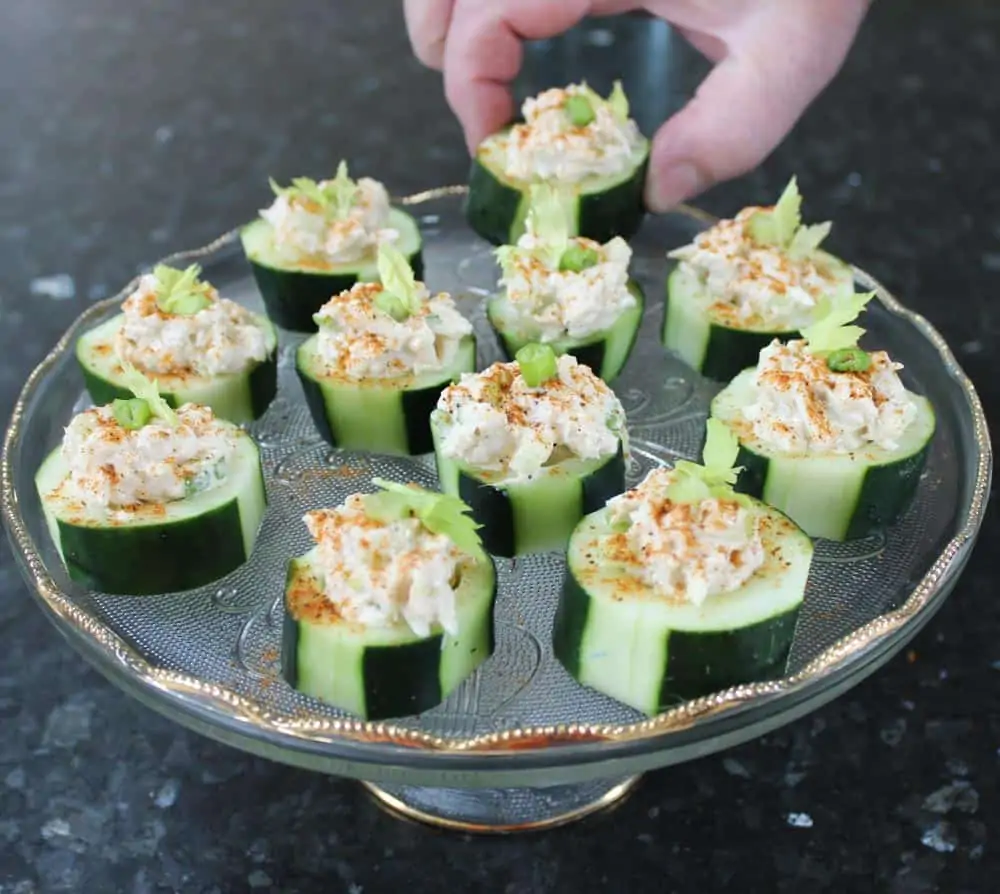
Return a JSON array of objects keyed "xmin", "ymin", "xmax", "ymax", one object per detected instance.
[
  {"xmin": 553, "ymin": 503, "xmax": 813, "ymax": 714},
  {"xmin": 240, "ymin": 208, "xmax": 424, "ymax": 333},
  {"xmin": 35, "ymin": 431, "xmax": 267, "ymax": 595},
  {"xmin": 662, "ymin": 258, "xmax": 853, "ymax": 382},
  {"xmin": 711, "ymin": 368, "xmax": 936, "ymax": 541},
  {"xmin": 295, "ymin": 335, "xmax": 476, "ymax": 456},
  {"xmin": 486, "ymin": 279, "xmax": 645, "ymax": 383},
  {"xmin": 465, "ymin": 129, "xmax": 649, "ymax": 246},
  {"xmin": 432, "ymin": 414, "xmax": 626, "ymax": 557},
  {"xmin": 75, "ymin": 314, "xmax": 278, "ymax": 425},
  {"xmin": 282, "ymin": 548, "xmax": 497, "ymax": 720}
]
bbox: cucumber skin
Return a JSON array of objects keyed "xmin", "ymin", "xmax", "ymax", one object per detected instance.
[
  {"xmin": 248, "ymin": 251, "xmax": 425, "ymax": 333},
  {"xmin": 489, "ymin": 280, "xmax": 645, "ymax": 384},
  {"xmin": 55, "ymin": 499, "xmax": 250, "ymax": 595},
  {"xmin": 282, "ymin": 558, "xmax": 498, "ymax": 721},
  {"xmin": 454, "ymin": 443, "xmax": 626, "ymax": 558},
  {"xmin": 694, "ymin": 328, "xmax": 791, "ymax": 384},
  {"xmin": 296, "ymin": 336, "xmax": 476, "ymax": 456},
  {"xmin": 80, "ymin": 349, "xmax": 279, "ymax": 423},
  {"xmin": 464, "ymin": 156, "xmax": 648, "ymax": 246},
  {"xmin": 578, "ymin": 154, "xmax": 648, "ymax": 245},
  {"xmin": 553, "ymin": 573, "xmax": 799, "ymax": 708},
  {"xmin": 734, "ymin": 442, "xmax": 931, "ymax": 541},
  {"xmin": 282, "ymin": 608, "xmax": 449, "ymax": 720},
  {"xmin": 296, "ymin": 369, "xmax": 450, "ymax": 456},
  {"xmin": 662, "ymin": 268, "xmax": 793, "ymax": 382},
  {"xmin": 464, "ymin": 160, "xmax": 524, "ymax": 246}
]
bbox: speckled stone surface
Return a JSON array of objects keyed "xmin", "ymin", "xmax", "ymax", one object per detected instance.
[{"xmin": 1, "ymin": 0, "xmax": 999, "ymax": 891}]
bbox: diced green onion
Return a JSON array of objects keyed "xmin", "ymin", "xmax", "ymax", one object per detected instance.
[
  {"xmin": 112, "ymin": 397, "xmax": 152, "ymax": 430},
  {"xmin": 373, "ymin": 290, "xmax": 410, "ymax": 322},
  {"xmin": 515, "ymin": 343, "xmax": 558, "ymax": 387},
  {"xmin": 564, "ymin": 94, "xmax": 595, "ymax": 127},
  {"xmin": 826, "ymin": 347, "xmax": 872, "ymax": 373},
  {"xmin": 558, "ymin": 244, "xmax": 600, "ymax": 272}
]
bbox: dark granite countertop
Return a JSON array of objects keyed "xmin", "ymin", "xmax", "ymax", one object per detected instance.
[{"xmin": 1, "ymin": 0, "xmax": 998, "ymax": 891}]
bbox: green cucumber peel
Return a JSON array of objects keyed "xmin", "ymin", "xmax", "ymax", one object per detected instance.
[
  {"xmin": 152, "ymin": 263, "xmax": 212, "ymax": 316},
  {"xmin": 363, "ymin": 477, "xmax": 484, "ymax": 559}
]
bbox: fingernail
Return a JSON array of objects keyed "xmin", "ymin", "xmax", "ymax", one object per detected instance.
[{"xmin": 646, "ymin": 162, "xmax": 704, "ymax": 213}]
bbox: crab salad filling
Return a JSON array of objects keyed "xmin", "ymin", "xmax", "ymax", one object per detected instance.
[
  {"xmin": 497, "ymin": 230, "xmax": 636, "ymax": 342},
  {"xmin": 435, "ymin": 353, "xmax": 625, "ymax": 482},
  {"xmin": 740, "ymin": 339, "xmax": 918, "ymax": 454},
  {"xmin": 303, "ymin": 496, "xmax": 470, "ymax": 637},
  {"xmin": 261, "ymin": 164, "xmax": 399, "ymax": 266},
  {"xmin": 606, "ymin": 468, "xmax": 766, "ymax": 606},
  {"xmin": 55, "ymin": 403, "xmax": 238, "ymax": 514},
  {"xmin": 501, "ymin": 83, "xmax": 643, "ymax": 183},
  {"xmin": 115, "ymin": 267, "xmax": 270, "ymax": 377},
  {"xmin": 312, "ymin": 280, "xmax": 472, "ymax": 380},
  {"xmin": 669, "ymin": 179, "xmax": 853, "ymax": 331}
]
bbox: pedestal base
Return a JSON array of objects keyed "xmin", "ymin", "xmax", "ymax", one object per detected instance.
[{"xmin": 362, "ymin": 776, "xmax": 640, "ymax": 833}]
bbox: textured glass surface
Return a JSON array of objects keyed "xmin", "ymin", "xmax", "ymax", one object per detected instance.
[{"xmin": 5, "ymin": 193, "xmax": 987, "ymax": 785}]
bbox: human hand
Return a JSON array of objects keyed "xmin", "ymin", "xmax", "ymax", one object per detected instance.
[{"xmin": 404, "ymin": 0, "xmax": 870, "ymax": 211}]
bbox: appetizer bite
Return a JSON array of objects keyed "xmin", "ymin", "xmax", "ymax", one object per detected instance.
[
  {"xmin": 488, "ymin": 185, "xmax": 645, "ymax": 383},
  {"xmin": 466, "ymin": 81, "xmax": 649, "ymax": 246},
  {"xmin": 241, "ymin": 162, "xmax": 422, "ymax": 332},
  {"xmin": 296, "ymin": 244, "xmax": 475, "ymax": 456},
  {"xmin": 76, "ymin": 264, "xmax": 277, "ymax": 425},
  {"xmin": 663, "ymin": 178, "xmax": 855, "ymax": 381},
  {"xmin": 282, "ymin": 479, "xmax": 496, "ymax": 720},
  {"xmin": 553, "ymin": 419, "xmax": 813, "ymax": 715},
  {"xmin": 431, "ymin": 344, "xmax": 627, "ymax": 557},
  {"xmin": 711, "ymin": 293, "xmax": 936, "ymax": 541},
  {"xmin": 35, "ymin": 368, "xmax": 266, "ymax": 595}
]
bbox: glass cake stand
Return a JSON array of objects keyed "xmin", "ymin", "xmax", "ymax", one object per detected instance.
[{"xmin": 2, "ymin": 188, "xmax": 990, "ymax": 832}]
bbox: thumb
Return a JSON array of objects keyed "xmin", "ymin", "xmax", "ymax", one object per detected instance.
[{"xmin": 645, "ymin": 7, "xmax": 866, "ymax": 211}]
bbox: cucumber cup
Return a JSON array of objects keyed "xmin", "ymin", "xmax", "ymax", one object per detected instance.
[
  {"xmin": 295, "ymin": 244, "xmax": 476, "ymax": 456},
  {"xmin": 465, "ymin": 82, "xmax": 649, "ymax": 246},
  {"xmin": 431, "ymin": 345, "xmax": 627, "ymax": 558},
  {"xmin": 663, "ymin": 178, "xmax": 854, "ymax": 382},
  {"xmin": 282, "ymin": 480, "xmax": 497, "ymax": 720},
  {"xmin": 553, "ymin": 419, "xmax": 814, "ymax": 714},
  {"xmin": 242, "ymin": 163, "xmax": 423, "ymax": 332}
]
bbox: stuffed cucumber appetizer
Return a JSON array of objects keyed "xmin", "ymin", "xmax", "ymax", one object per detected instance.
[
  {"xmin": 466, "ymin": 81, "xmax": 649, "ymax": 246},
  {"xmin": 296, "ymin": 244, "xmax": 475, "ymax": 456},
  {"xmin": 487, "ymin": 185, "xmax": 644, "ymax": 383},
  {"xmin": 663, "ymin": 178, "xmax": 855, "ymax": 381},
  {"xmin": 35, "ymin": 368, "xmax": 266, "ymax": 595},
  {"xmin": 76, "ymin": 263, "xmax": 277, "ymax": 425},
  {"xmin": 242, "ymin": 162, "xmax": 423, "ymax": 332},
  {"xmin": 711, "ymin": 293, "xmax": 936, "ymax": 541},
  {"xmin": 553, "ymin": 419, "xmax": 813, "ymax": 714},
  {"xmin": 282, "ymin": 478, "xmax": 496, "ymax": 720},
  {"xmin": 431, "ymin": 344, "xmax": 627, "ymax": 557}
]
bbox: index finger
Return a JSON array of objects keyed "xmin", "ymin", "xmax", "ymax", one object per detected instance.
[{"xmin": 443, "ymin": 0, "xmax": 593, "ymax": 152}]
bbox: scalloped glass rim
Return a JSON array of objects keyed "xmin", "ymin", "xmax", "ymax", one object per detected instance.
[{"xmin": 1, "ymin": 188, "xmax": 990, "ymax": 785}]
